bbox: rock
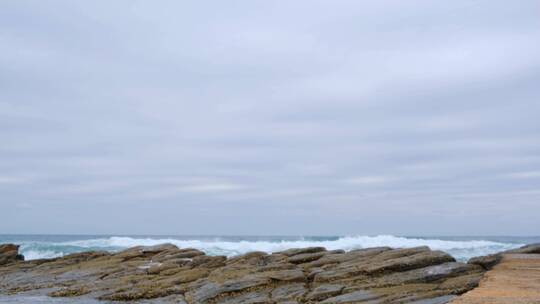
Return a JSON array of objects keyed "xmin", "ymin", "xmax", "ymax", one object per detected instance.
[
  {"xmin": 163, "ymin": 258, "xmax": 194, "ymax": 267},
  {"xmin": 408, "ymin": 295, "xmax": 457, "ymax": 303},
  {"xmin": 304, "ymin": 247, "xmax": 390, "ymax": 268},
  {"xmin": 467, "ymin": 254, "xmax": 502, "ymax": 270},
  {"xmin": 287, "ymin": 252, "xmax": 326, "ymax": 264},
  {"xmin": 463, "ymin": 243, "xmax": 540, "ymax": 273},
  {"xmin": 275, "ymin": 247, "xmax": 326, "ymax": 257},
  {"xmin": 0, "ymin": 244, "xmax": 24, "ymax": 265},
  {"xmin": 265, "ymin": 269, "xmax": 306, "ymax": 282},
  {"xmin": 48, "ymin": 286, "xmax": 89, "ymax": 297},
  {"xmin": 271, "ymin": 283, "xmax": 306, "ymax": 301},
  {"xmin": 506, "ymin": 243, "xmax": 540, "ymax": 254},
  {"xmin": 438, "ymin": 273, "xmax": 483, "ymax": 292},
  {"xmin": 372, "ymin": 246, "xmax": 431, "ymax": 261},
  {"xmin": 160, "ymin": 268, "xmax": 211, "ymax": 284},
  {"xmin": 464, "ymin": 243, "xmax": 540, "ymax": 272},
  {"xmin": 0, "ymin": 244, "xmax": 19, "ymax": 254},
  {"xmin": 140, "ymin": 243, "xmax": 179, "ymax": 254},
  {"xmin": 186, "ymin": 275, "xmax": 272, "ymax": 303},
  {"xmin": 153, "ymin": 248, "xmax": 205, "ymax": 262},
  {"xmin": 363, "ymin": 250, "xmax": 455, "ymax": 274},
  {"xmin": 189, "ymin": 255, "xmax": 227, "ymax": 268},
  {"xmin": 219, "ymin": 291, "xmax": 272, "ymax": 304},
  {"xmin": 320, "ymin": 290, "xmax": 382, "ymax": 303},
  {"xmin": 147, "ymin": 262, "xmax": 179, "ymax": 275},
  {"xmin": 0, "ymin": 243, "xmax": 495, "ymax": 303},
  {"xmin": 99, "ymin": 285, "xmax": 183, "ymax": 301},
  {"xmin": 306, "ymin": 284, "xmax": 345, "ymax": 301},
  {"xmin": 370, "ymin": 262, "xmax": 483, "ymax": 287},
  {"xmin": 313, "ymin": 249, "xmax": 455, "ymax": 283}
]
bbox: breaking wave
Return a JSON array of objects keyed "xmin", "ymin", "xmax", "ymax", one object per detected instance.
[{"xmin": 11, "ymin": 235, "xmax": 523, "ymax": 262}]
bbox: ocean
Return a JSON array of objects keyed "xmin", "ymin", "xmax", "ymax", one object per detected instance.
[{"xmin": 2, "ymin": 234, "xmax": 539, "ymax": 263}]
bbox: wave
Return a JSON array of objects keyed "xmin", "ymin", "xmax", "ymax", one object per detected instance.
[{"xmin": 15, "ymin": 235, "xmax": 522, "ymax": 262}]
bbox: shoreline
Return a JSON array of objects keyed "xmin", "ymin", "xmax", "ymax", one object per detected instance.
[
  {"xmin": 1, "ymin": 243, "xmax": 539, "ymax": 303},
  {"xmin": 2, "ymin": 234, "xmax": 530, "ymax": 263}
]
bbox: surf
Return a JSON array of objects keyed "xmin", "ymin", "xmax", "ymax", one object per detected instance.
[{"xmin": 8, "ymin": 235, "xmax": 523, "ymax": 262}]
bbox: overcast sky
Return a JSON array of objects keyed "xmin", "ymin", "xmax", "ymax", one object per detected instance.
[{"xmin": 1, "ymin": 0, "xmax": 539, "ymax": 236}]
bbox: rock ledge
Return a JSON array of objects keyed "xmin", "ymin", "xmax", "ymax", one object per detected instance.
[{"xmin": 0, "ymin": 243, "xmax": 488, "ymax": 303}]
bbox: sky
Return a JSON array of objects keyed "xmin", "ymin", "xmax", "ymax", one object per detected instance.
[{"xmin": 1, "ymin": 0, "xmax": 539, "ymax": 236}]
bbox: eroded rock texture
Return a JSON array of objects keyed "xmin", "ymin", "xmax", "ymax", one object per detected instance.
[
  {"xmin": 0, "ymin": 244, "xmax": 24, "ymax": 266},
  {"xmin": 0, "ymin": 243, "xmax": 485, "ymax": 303},
  {"xmin": 466, "ymin": 243, "xmax": 540, "ymax": 270}
]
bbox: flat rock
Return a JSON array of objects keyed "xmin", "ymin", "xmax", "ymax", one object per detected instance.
[
  {"xmin": 306, "ymin": 284, "xmax": 344, "ymax": 301},
  {"xmin": 0, "ymin": 243, "xmax": 495, "ymax": 303},
  {"xmin": 265, "ymin": 269, "xmax": 306, "ymax": 282},
  {"xmin": 271, "ymin": 283, "xmax": 306, "ymax": 301},
  {"xmin": 320, "ymin": 290, "xmax": 382, "ymax": 303},
  {"xmin": 276, "ymin": 247, "xmax": 326, "ymax": 257},
  {"xmin": 141, "ymin": 243, "xmax": 179, "ymax": 254},
  {"xmin": 187, "ymin": 275, "xmax": 272, "ymax": 303},
  {"xmin": 467, "ymin": 254, "xmax": 502, "ymax": 270},
  {"xmin": 287, "ymin": 252, "xmax": 326, "ymax": 264},
  {"xmin": 409, "ymin": 295, "xmax": 457, "ymax": 304},
  {"xmin": 364, "ymin": 250, "xmax": 455, "ymax": 275},
  {"xmin": 219, "ymin": 291, "xmax": 272, "ymax": 304},
  {"xmin": 505, "ymin": 243, "xmax": 540, "ymax": 254}
]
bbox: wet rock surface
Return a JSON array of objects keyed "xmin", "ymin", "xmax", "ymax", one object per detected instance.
[{"xmin": 0, "ymin": 243, "xmax": 486, "ymax": 303}]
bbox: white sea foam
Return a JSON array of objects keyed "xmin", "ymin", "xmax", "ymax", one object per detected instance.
[
  {"xmin": 16, "ymin": 235, "xmax": 523, "ymax": 262},
  {"xmin": 21, "ymin": 249, "xmax": 65, "ymax": 260}
]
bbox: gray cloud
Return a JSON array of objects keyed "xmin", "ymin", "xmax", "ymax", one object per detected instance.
[{"xmin": 1, "ymin": 0, "xmax": 539, "ymax": 235}]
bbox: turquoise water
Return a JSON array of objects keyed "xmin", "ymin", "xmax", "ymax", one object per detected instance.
[{"xmin": 2, "ymin": 234, "xmax": 538, "ymax": 262}]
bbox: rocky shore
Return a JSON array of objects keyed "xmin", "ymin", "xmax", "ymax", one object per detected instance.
[{"xmin": 0, "ymin": 243, "xmax": 538, "ymax": 303}]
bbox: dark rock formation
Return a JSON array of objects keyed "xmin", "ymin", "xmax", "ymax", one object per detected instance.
[
  {"xmin": 467, "ymin": 254, "xmax": 502, "ymax": 270},
  {"xmin": 466, "ymin": 243, "xmax": 540, "ymax": 270},
  {"xmin": 505, "ymin": 243, "xmax": 540, "ymax": 254},
  {"xmin": 0, "ymin": 244, "xmax": 24, "ymax": 266},
  {"xmin": 0, "ymin": 243, "xmax": 487, "ymax": 303}
]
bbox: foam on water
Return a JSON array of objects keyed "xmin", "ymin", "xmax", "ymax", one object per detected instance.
[
  {"xmin": 11, "ymin": 235, "xmax": 524, "ymax": 262},
  {"xmin": 22, "ymin": 250, "xmax": 63, "ymax": 260}
]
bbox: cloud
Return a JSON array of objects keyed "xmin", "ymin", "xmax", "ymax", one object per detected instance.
[
  {"xmin": 503, "ymin": 171, "xmax": 540, "ymax": 179},
  {"xmin": 0, "ymin": 0, "xmax": 539, "ymax": 235},
  {"xmin": 175, "ymin": 183, "xmax": 245, "ymax": 193},
  {"xmin": 135, "ymin": 182, "xmax": 246, "ymax": 200},
  {"xmin": 346, "ymin": 176, "xmax": 393, "ymax": 185},
  {"xmin": 0, "ymin": 176, "xmax": 29, "ymax": 184}
]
